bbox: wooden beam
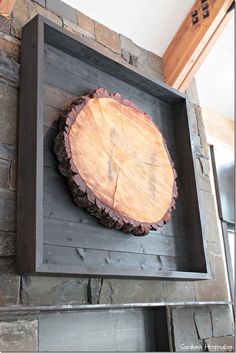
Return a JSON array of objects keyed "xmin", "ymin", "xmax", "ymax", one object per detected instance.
[
  {"xmin": 0, "ymin": 0, "xmax": 16, "ymax": 18},
  {"xmin": 163, "ymin": 0, "xmax": 233, "ymax": 91},
  {"xmin": 178, "ymin": 8, "xmax": 234, "ymax": 91}
]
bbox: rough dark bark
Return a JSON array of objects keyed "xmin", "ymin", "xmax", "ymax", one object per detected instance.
[{"xmin": 54, "ymin": 88, "xmax": 177, "ymax": 236}]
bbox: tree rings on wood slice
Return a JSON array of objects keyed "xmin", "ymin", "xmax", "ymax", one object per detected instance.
[{"xmin": 54, "ymin": 88, "xmax": 177, "ymax": 236}]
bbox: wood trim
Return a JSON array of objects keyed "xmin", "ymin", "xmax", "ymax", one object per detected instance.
[
  {"xmin": 0, "ymin": 0, "xmax": 16, "ymax": 17},
  {"xmin": 17, "ymin": 15, "xmax": 44, "ymax": 273},
  {"xmin": 163, "ymin": 0, "xmax": 233, "ymax": 91},
  {"xmin": 178, "ymin": 8, "xmax": 234, "ymax": 91}
]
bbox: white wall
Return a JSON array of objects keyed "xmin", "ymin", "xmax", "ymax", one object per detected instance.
[
  {"xmin": 195, "ymin": 16, "xmax": 234, "ymax": 119},
  {"xmin": 62, "ymin": 0, "xmax": 194, "ymax": 56}
]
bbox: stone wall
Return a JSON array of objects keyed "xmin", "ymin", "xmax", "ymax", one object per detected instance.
[
  {"xmin": 0, "ymin": 0, "xmax": 234, "ymax": 351},
  {"xmin": 169, "ymin": 305, "xmax": 234, "ymax": 352}
]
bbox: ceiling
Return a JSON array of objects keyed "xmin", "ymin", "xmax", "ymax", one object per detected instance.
[{"xmin": 62, "ymin": 0, "xmax": 234, "ymax": 119}]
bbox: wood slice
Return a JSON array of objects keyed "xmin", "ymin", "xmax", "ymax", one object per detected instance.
[{"xmin": 54, "ymin": 88, "xmax": 177, "ymax": 236}]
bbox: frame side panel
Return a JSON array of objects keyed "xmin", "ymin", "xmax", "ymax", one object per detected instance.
[
  {"xmin": 175, "ymin": 99, "xmax": 210, "ymax": 275},
  {"xmin": 17, "ymin": 15, "xmax": 44, "ymax": 273}
]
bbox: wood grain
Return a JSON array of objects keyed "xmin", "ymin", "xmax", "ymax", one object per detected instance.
[
  {"xmin": 54, "ymin": 88, "xmax": 178, "ymax": 235},
  {"xmin": 178, "ymin": 7, "xmax": 234, "ymax": 91},
  {"xmin": 163, "ymin": 0, "xmax": 233, "ymax": 90},
  {"xmin": 0, "ymin": 0, "xmax": 16, "ymax": 17}
]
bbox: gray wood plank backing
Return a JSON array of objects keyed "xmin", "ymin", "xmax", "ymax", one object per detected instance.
[
  {"xmin": 43, "ymin": 185, "xmax": 176, "ymax": 236},
  {"xmin": 44, "ymin": 104, "xmax": 61, "ymax": 129},
  {"xmin": 43, "ymin": 217, "xmax": 188, "ymax": 257},
  {"xmin": 44, "ymin": 21, "xmax": 184, "ymax": 104},
  {"xmin": 44, "ymin": 148, "xmax": 57, "ymax": 169},
  {"xmin": 43, "ymin": 190, "xmax": 99, "ymax": 227},
  {"xmin": 43, "ymin": 165, "xmax": 70, "ymax": 195},
  {"xmin": 43, "ymin": 164, "xmax": 184, "ymax": 238},
  {"xmin": 44, "ymin": 125, "xmax": 57, "ymax": 152},
  {"xmin": 39, "ymin": 309, "xmax": 158, "ymax": 352},
  {"xmin": 43, "ymin": 244, "xmax": 189, "ymax": 272},
  {"xmin": 44, "ymin": 84, "xmax": 77, "ymax": 110},
  {"xmin": 44, "ymin": 44, "xmax": 176, "ymax": 138}
]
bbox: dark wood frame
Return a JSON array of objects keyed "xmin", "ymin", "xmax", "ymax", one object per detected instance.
[{"xmin": 17, "ymin": 15, "xmax": 211, "ymax": 280}]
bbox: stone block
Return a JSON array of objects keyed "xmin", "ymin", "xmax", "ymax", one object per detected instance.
[
  {"xmin": 194, "ymin": 104, "xmax": 209, "ymax": 159},
  {"xmin": 88, "ymin": 278, "xmax": 102, "ymax": 304},
  {"xmin": 0, "ymin": 32, "xmax": 20, "ymax": 62},
  {"xmin": 9, "ymin": 156, "xmax": 17, "ymax": 191},
  {"xmin": 187, "ymin": 101, "xmax": 199, "ymax": 139},
  {"xmin": 193, "ymin": 311, "xmax": 212, "ymax": 339},
  {"xmin": 0, "ymin": 258, "xmax": 20, "ymax": 305},
  {"xmin": 136, "ymin": 62, "xmax": 163, "ymax": 81},
  {"xmin": 0, "ymin": 82, "xmax": 18, "ymax": 145},
  {"xmin": 21, "ymin": 275, "xmax": 89, "ymax": 305},
  {"xmin": 120, "ymin": 34, "xmax": 147, "ymax": 65},
  {"xmin": 99, "ymin": 279, "xmax": 165, "ymax": 304},
  {"xmin": 63, "ymin": 18, "xmax": 95, "ymax": 39},
  {"xmin": 0, "ymin": 16, "xmax": 11, "ymax": 34},
  {"xmin": 163, "ymin": 281, "xmax": 196, "ymax": 302},
  {"xmin": 200, "ymin": 190, "xmax": 220, "ymax": 243},
  {"xmin": 83, "ymin": 33, "xmax": 125, "ymax": 66},
  {"xmin": 186, "ymin": 78, "xmax": 200, "ymax": 105},
  {"xmin": 0, "ymin": 158, "xmax": 10, "ymax": 189},
  {"xmin": 147, "ymin": 51, "xmax": 163, "ymax": 74},
  {"xmin": 120, "ymin": 47, "xmax": 163, "ymax": 80},
  {"xmin": 0, "ymin": 143, "xmax": 16, "ymax": 160},
  {"xmin": 95, "ymin": 22, "xmax": 121, "ymax": 54},
  {"xmin": 199, "ymin": 155, "xmax": 210, "ymax": 176},
  {"xmin": 205, "ymin": 336, "xmax": 235, "ymax": 352},
  {"xmin": 195, "ymin": 242, "xmax": 230, "ymax": 302},
  {"xmin": 195, "ymin": 156, "xmax": 212, "ymax": 193},
  {"xmin": 171, "ymin": 307, "xmax": 202, "ymax": 351},
  {"xmin": 34, "ymin": 0, "xmax": 45, "ymax": 6},
  {"xmin": 0, "ymin": 144, "xmax": 16, "ymax": 190},
  {"xmin": 0, "ymin": 231, "xmax": 16, "ymax": 256},
  {"xmin": 76, "ymin": 10, "xmax": 95, "ymax": 37},
  {"xmin": 210, "ymin": 305, "xmax": 234, "ymax": 337},
  {"xmin": 46, "ymin": 0, "xmax": 76, "ymax": 22},
  {"xmin": 10, "ymin": 0, "xmax": 32, "ymax": 38},
  {"xmin": 33, "ymin": 1, "xmax": 63, "ymax": 26},
  {"xmin": 0, "ymin": 189, "xmax": 16, "ymax": 232},
  {"xmin": 11, "ymin": 0, "xmax": 62, "ymax": 38},
  {"xmin": 0, "ymin": 49, "xmax": 20, "ymax": 84},
  {"xmin": 0, "ymin": 320, "xmax": 38, "ymax": 352}
]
